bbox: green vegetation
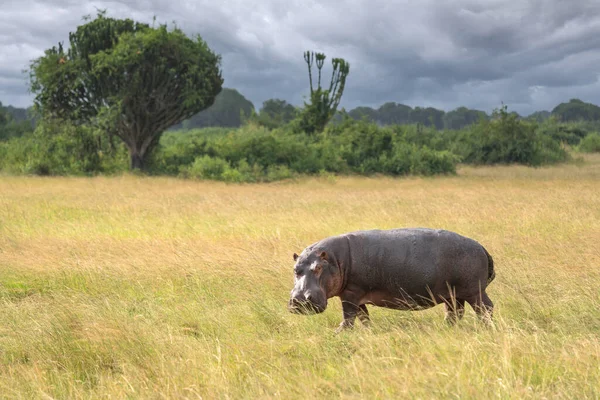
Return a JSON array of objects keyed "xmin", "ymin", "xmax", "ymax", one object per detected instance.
[
  {"xmin": 296, "ymin": 51, "xmax": 350, "ymax": 135},
  {"xmin": 551, "ymin": 98, "xmax": 600, "ymax": 122},
  {"xmin": 170, "ymin": 88, "xmax": 255, "ymax": 130},
  {"xmin": 0, "ymin": 119, "xmax": 126, "ymax": 176},
  {"xmin": 0, "ymin": 102, "xmax": 34, "ymax": 141},
  {"xmin": 3, "ymin": 103, "xmax": 598, "ymax": 180},
  {"xmin": 445, "ymin": 106, "xmax": 570, "ymax": 166},
  {"xmin": 578, "ymin": 133, "xmax": 600, "ymax": 153},
  {"xmin": 3, "ymin": 9, "xmax": 600, "ymax": 181},
  {"xmin": 249, "ymin": 99, "xmax": 298, "ymax": 129},
  {"xmin": 29, "ymin": 11, "xmax": 223, "ymax": 170}
]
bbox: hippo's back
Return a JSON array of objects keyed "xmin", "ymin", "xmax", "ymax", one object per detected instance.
[{"xmin": 333, "ymin": 228, "xmax": 492, "ymax": 303}]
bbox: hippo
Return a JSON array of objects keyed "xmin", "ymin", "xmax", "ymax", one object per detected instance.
[{"xmin": 288, "ymin": 228, "xmax": 495, "ymax": 332}]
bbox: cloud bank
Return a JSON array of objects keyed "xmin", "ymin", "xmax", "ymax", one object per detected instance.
[{"xmin": 2, "ymin": 0, "xmax": 600, "ymax": 115}]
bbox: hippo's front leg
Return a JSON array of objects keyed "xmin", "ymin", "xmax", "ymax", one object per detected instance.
[
  {"xmin": 336, "ymin": 300, "xmax": 359, "ymax": 333},
  {"xmin": 335, "ymin": 291, "xmax": 364, "ymax": 333}
]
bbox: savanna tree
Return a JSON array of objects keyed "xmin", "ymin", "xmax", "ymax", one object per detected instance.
[
  {"xmin": 298, "ymin": 51, "xmax": 350, "ymax": 134},
  {"xmin": 30, "ymin": 11, "xmax": 223, "ymax": 170}
]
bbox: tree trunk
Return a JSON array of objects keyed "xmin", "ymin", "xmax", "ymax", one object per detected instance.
[{"xmin": 129, "ymin": 149, "xmax": 145, "ymax": 171}]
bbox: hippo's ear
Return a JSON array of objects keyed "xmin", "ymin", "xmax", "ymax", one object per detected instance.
[
  {"xmin": 293, "ymin": 253, "xmax": 299, "ymax": 261},
  {"xmin": 319, "ymin": 251, "xmax": 328, "ymax": 261}
]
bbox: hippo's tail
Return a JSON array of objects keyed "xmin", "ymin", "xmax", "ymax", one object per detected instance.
[{"xmin": 483, "ymin": 246, "xmax": 495, "ymax": 285}]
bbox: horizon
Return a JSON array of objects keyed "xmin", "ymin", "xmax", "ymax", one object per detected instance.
[{"xmin": 5, "ymin": 88, "xmax": 597, "ymax": 119}]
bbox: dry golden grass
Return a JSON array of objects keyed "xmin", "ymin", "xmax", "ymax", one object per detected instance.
[{"xmin": 1, "ymin": 155, "xmax": 599, "ymax": 399}]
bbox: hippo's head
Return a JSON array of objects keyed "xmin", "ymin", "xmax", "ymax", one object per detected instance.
[{"xmin": 288, "ymin": 250, "xmax": 332, "ymax": 315}]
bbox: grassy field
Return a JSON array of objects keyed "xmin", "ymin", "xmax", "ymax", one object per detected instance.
[{"xmin": 1, "ymin": 155, "xmax": 599, "ymax": 399}]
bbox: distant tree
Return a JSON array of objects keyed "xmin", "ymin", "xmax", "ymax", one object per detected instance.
[
  {"xmin": 552, "ymin": 99, "xmax": 600, "ymax": 122},
  {"xmin": 29, "ymin": 11, "xmax": 223, "ymax": 170},
  {"xmin": 526, "ymin": 110, "xmax": 551, "ymax": 123},
  {"xmin": 508, "ymin": 111, "xmax": 522, "ymax": 120},
  {"xmin": 410, "ymin": 107, "xmax": 445, "ymax": 129},
  {"xmin": 253, "ymin": 99, "xmax": 297, "ymax": 129},
  {"xmin": 2, "ymin": 105, "xmax": 29, "ymax": 122},
  {"xmin": 377, "ymin": 102, "xmax": 412, "ymax": 125},
  {"xmin": 0, "ymin": 102, "xmax": 34, "ymax": 141},
  {"xmin": 0, "ymin": 103, "xmax": 7, "ymax": 127},
  {"xmin": 443, "ymin": 107, "xmax": 488, "ymax": 130},
  {"xmin": 297, "ymin": 51, "xmax": 350, "ymax": 134},
  {"xmin": 172, "ymin": 88, "xmax": 254, "ymax": 129},
  {"xmin": 347, "ymin": 106, "xmax": 378, "ymax": 123}
]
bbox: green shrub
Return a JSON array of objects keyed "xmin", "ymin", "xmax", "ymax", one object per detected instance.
[
  {"xmin": 453, "ymin": 106, "xmax": 569, "ymax": 167},
  {"xmin": 183, "ymin": 155, "xmax": 230, "ymax": 180},
  {"xmin": 221, "ymin": 167, "xmax": 244, "ymax": 183},
  {"xmin": 578, "ymin": 133, "xmax": 600, "ymax": 153},
  {"xmin": 266, "ymin": 164, "xmax": 293, "ymax": 181},
  {"xmin": 536, "ymin": 118, "xmax": 588, "ymax": 146},
  {"xmin": 0, "ymin": 119, "xmax": 127, "ymax": 175},
  {"xmin": 1, "ymin": 107, "xmax": 573, "ymax": 181},
  {"xmin": 155, "ymin": 119, "xmax": 460, "ymax": 180},
  {"xmin": 409, "ymin": 146, "xmax": 459, "ymax": 176},
  {"xmin": 530, "ymin": 134, "xmax": 571, "ymax": 165}
]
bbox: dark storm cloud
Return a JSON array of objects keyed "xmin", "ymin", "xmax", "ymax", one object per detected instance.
[{"xmin": 2, "ymin": 0, "xmax": 600, "ymax": 116}]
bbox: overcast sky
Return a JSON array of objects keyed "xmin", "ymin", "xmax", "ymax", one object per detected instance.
[{"xmin": 2, "ymin": 0, "xmax": 600, "ymax": 115}]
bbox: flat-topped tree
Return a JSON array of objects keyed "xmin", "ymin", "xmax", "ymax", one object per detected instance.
[
  {"xmin": 298, "ymin": 51, "xmax": 349, "ymax": 135},
  {"xmin": 30, "ymin": 11, "xmax": 223, "ymax": 170}
]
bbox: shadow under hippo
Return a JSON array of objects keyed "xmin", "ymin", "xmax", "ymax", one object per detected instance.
[{"xmin": 288, "ymin": 228, "xmax": 495, "ymax": 332}]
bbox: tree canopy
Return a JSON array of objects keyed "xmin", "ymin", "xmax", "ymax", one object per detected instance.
[
  {"xmin": 443, "ymin": 107, "xmax": 488, "ymax": 130},
  {"xmin": 297, "ymin": 51, "xmax": 350, "ymax": 134},
  {"xmin": 251, "ymin": 99, "xmax": 298, "ymax": 129},
  {"xmin": 551, "ymin": 99, "xmax": 600, "ymax": 122},
  {"xmin": 29, "ymin": 11, "xmax": 223, "ymax": 170},
  {"xmin": 0, "ymin": 102, "xmax": 34, "ymax": 141}
]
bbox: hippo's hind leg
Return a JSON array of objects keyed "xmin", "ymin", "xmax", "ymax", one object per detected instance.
[
  {"xmin": 357, "ymin": 304, "xmax": 371, "ymax": 327},
  {"xmin": 466, "ymin": 291, "xmax": 494, "ymax": 325},
  {"xmin": 444, "ymin": 298, "xmax": 465, "ymax": 326}
]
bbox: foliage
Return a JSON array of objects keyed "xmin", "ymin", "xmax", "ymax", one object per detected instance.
[
  {"xmin": 535, "ymin": 117, "xmax": 588, "ymax": 146},
  {"xmin": 410, "ymin": 107, "xmax": 445, "ymax": 129},
  {"xmin": 3, "ymin": 105, "xmax": 579, "ymax": 180},
  {"xmin": 578, "ymin": 133, "xmax": 600, "ymax": 153},
  {"xmin": 343, "ymin": 103, "xmax": 489, "ymax": 130},
  {"xmin": 0, "ymin": 118, "xmax": 127, "ymax": 175},
  {"xmin": 171, "ymin": 88, "xmax": 255, "ymax": 130},
  {"xmin": 249, "ymin": 99, "xmax": 298, "ymax": 129},
  {"xmin": 295, "ymin": 51, "xmax": 350, "ymax": 135},
  {"xmin": 443, "ymin": 107, "xmax": 488, "ymax": 130},
  {"xmin": 147, "ymin": 118, "xmax": 458, "ymax": 181},
  {"xmin": 377, "ymin": 102, "xmax": 413, "ymax": 125},
  {"xmin": 552, "ymin": 98, "xmax": 600, "ymax": 122},
  {"xmin": 0, "ymin": 102, "xmax": 35, "ymax": 141},
  {"xmin": 29, "ymin": 11, "xmax": 223, "ymax": 170},
  {"xmin": 347, "ymin": 106, "xmax": 379, "ymax": 123},
  {"xmin": 527, "ymin": 110, "xmax": 551, "ymax": 123},
  {"xmin": 448, "ymin": 105, "xmax": 570, "ymax": 166},
  {"xmin": 2, "ymin": 104, "xmax": 32, "ymax": 122}
]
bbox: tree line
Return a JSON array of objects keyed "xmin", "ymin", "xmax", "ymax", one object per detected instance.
[
  {"xmin": 1, "ymin": 11, "xmax": 600, "ymax": 179},
  {"xmin": 6, "ymin": 93, "xmax": 600, "ymax": 134}
]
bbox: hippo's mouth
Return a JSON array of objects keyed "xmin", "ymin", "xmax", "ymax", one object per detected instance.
[{"xmin": 288, "ymin": 300, "xmax": 326, "ymax": 315}]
